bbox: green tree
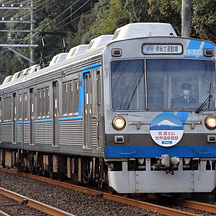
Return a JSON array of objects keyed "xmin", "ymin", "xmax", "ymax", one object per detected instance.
[
  {"xmin": 125, "ymin": 0, "xmax": 150, "ymax": 22},
  {"xmin": 81, "ymin": 0, "xmax": 128, "ymax": 43},
  {"xmin": 192, "ymin": 0, "xmax": 216, "ymax": 43}
]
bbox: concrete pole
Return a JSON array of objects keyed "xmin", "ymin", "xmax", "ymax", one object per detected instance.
[
  {"xmin": 30, "ymin": 0, "xmax": 35, "ymax": 65},
  {"xmin": 181, "ymin": 0, "xmax": 191, "ymax": 37}
]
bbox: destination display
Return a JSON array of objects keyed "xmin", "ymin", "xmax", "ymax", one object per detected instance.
[{"xmin": 143, "ymin": 44, "xmax": 183, "ymax": 54}]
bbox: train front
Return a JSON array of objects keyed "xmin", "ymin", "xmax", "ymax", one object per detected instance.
[{"xmin": 103, "ymin": 23, "xmax": 216, "ymax": 194}]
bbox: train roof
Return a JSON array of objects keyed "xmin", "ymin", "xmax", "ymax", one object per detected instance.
[
  {"xmin": 112, "ymin": 23, "xmax": 177, "ymax": 40},
  {"xmin": 0, "ymin": 22, "xmax": 214, "ymax": 91},
  {"xmin": 66, "ymin": 45, "xmax": 88, "ymax": 59}
]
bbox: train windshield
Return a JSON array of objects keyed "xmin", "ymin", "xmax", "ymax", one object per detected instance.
[
  {"xmin": 111, "ymin": 59, "xmax": 215, "ymax": 111},
  {"xmin": 111, "ymin": 59, "xmax": 145, "ymax": 110}
]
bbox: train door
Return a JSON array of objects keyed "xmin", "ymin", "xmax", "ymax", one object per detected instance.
[
  {"xmin": 30, "ymin": 88, "xmax": 34, "ymax": 145},
  {"xmin": 96, "ymin": 70, "xmax": 102, "ymax": 149},
  {"xmin": 84, "ymin": 73, "xmax": 92, "ymax": 149},
  {"xmin": 12, "ymin": 93, "xmax": 16, "ymax": 144},
  {"xmin": 83, "ymin": 69, "xmax": 101, "ymax": 149},
  {"xmin": 52, "ymin": 81, "xmax": 59, "ymax": 147}
]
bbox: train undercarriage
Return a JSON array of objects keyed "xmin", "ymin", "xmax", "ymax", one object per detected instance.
[
  {"xmin": 1, "ymin": 148, "xmax": 216, "ymax": 203},
  {"xmin": 0, "ymin": 149, "xmax": 107, "ymax": 187}
]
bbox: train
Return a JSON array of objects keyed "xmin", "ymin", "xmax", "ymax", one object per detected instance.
[{"xmin": 0, "ymin": 22, "xmax": 216, "ymax": 195}]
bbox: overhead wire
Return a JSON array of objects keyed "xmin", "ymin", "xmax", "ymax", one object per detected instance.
[
  {"xmin": 54, "ymin": 7, "xmax": 93, "ymax": 32},
  {"xmin": 38, "ymin": 0, "xmax": 82, "ymax": 32},
  {"xmin": 14, "ymin": 0, "xmax": 83, "ymax": 42},
  {"xmin": 0, "ymin": 0, "xmax": 93, "ymax": 57},
  {"xmin": 1, "ymin": 0, "xmax": 44, "ymax": 18},
  {"xmin": 53, "ymin": 0, "xmax": 90, "ymax": 31}
]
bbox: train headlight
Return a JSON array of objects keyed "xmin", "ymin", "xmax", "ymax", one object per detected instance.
[
  {"xmin": 112, "ymin": 117, "xmax": 126, "ymax": 130},
  {"xmin": 205, "ymin": 117, "xmax": 216, "ymax": 130}
]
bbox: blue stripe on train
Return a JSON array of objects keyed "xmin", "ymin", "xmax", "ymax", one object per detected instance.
[
  {"xmin": 105, "ymin": 145, "xmax": 216, "ymax": 158},
  {"xmin": 184, "ymin": 40, "xmax": 215, "ymax": 59},
  {"xmin": 163, "ymin": 111, "xmax": 189, "ymax": 126}
]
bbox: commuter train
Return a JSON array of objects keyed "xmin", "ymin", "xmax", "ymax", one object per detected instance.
[{"xmin": 0, "ymin": 22, "xmax": 216, "ymax": 195}]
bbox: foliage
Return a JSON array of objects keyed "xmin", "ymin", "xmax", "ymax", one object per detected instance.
[
  {"xmin": 192, "ymin": 0, "xmax": 216, "ymax": 42},
  {"xmin": 0, "ymin": 0, "xmax": 215, "ymax": 80}
]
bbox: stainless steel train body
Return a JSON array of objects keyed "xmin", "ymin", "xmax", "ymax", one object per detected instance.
[{"xmin": 0, "ymin": 23, "xmax": 216, "ymax": 194}]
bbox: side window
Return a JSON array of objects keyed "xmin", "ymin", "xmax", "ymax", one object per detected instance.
[
  {"xmin": 3, "ymin": 97, "xmax": 11, "ymax": 122},
  {"xmin": 18, "ymin": 94, "xmax": 22, "ymax": 120},
  {"xmin": 45, "ymin": 87, "xmax": 49, "ymax": 116},
  {"xmin": 37, "ymin": 90, "xmax": 41, "ymax": 117},
  {"xmin": 42, "ymin": 88, "xmax": 46, "ymax": 117},
  {"xmin": 69, "ymin": 81, "xmax": 73, "ymax": 114},
  {"xmin": 62, "ymin": 80, "xmax": 79, "ymax": 116},
  {"xmin": 37, "ymin": 87, "xmax": 49, "ymax": 118},
  {"xmin": 24, "ymin": 93, "xmax": 28, "ymax": 120},
  {"xmin": 62, "ymin": 82, "xmax": 68, "ymax": 115},
  {"xmin": 74, "ymin": 79, "xmax": 79, "ymax": 116}
]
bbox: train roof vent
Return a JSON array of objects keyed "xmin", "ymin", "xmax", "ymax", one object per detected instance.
[
  {"xmin": 2, "ymin": 75, "xmax": 13, "ymax": 84},
  {"xmin": 11, "ymin": 71, "xmax": 22, "ymax": 81},
  {"xmin": 49, "ymin": 53, "xmax": 68, "ymax": 66},
  {"xmin": 67, "ymin": 45, "xmax": 88, "ymax": 59},
  {"xmin": 22, "ymin": 68, "xmax": 31, "ymax": 76},
  {"xmin": 87, "ymin": 35, "xmax": 113, "ymax": 50},
  {"xmin": 29, "ymin": 64, "xmax": 41, "ymax": 74},
  {"xmin": 112, "ymin": 23, "xmax": 177, "ymax": 41}
]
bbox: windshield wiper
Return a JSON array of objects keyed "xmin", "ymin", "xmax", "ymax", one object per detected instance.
[
  {"xmin": 196, "ymin": 95, "xmax": 213, "ymax": 113},
  {"xmin": 196, "ymin": 83, "xmax": 213, "ymax": 113}
]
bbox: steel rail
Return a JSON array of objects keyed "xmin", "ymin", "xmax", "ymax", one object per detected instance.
[
  {"xmin": 0, "ymin": 168, "xmax": 198, "ymax": 216},
  {"xmin": 0, "ymin": 186, "xmax": 74, "ymax": 216},
  {"xmin": 0, "ymin": 210, "xmax": 10, "ymax": 216},
  {"xmin": 177, "ymin": 199, "xmax": 216, "ymax": 214}
]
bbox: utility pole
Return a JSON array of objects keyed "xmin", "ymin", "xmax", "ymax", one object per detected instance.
[
  {"xmin": 0, "ymin": 1, "xmax": 37, "ymax": 64},
  {"xmin": 181, "ymin": 0, "xmax": 191, "ymax": 37},
  {"xmin": 30, "ymin": 0, "xmax": 35, "ymax": 64}
]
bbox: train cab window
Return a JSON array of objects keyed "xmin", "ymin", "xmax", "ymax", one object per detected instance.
[
  {"xmin": 24, "ymin": 93, "xmax": 28, "ymax": 120},
  {"xmin": 111, "ymin": 59, "xmax": 145, "ymax": 110},
  {"xmin": 146, "ymin": 59, "xmax": 215, "ymax": 111}
]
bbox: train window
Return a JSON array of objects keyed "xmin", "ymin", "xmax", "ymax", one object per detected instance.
[
  {"xmin": 74, "ymin": 80, "xmax": 79, "ymax": 116},
  {"xmin": 62, "ymin": 82, "xmax": 68, "ymax": 115},
  {"xmin": 62, "ymin": 80, "xmax": 79, "ymax": 116},
  {"xmin": 18, "ymin": 94, "xmax": 22, "ymax": 120},
  {"xmin": 37, "ymin": 87, "xmax": 49, "ymax": 118},
  {"xmin": 45, "ymin": 87, "xmax": 49, "ymax": 116},
  {"xmin": 3, "ymin": 97, "xmax": 11, "ymax": 122},
  {"xmin": 37, "ymin": 90, "xmax": 41, "ymax": 117},
  {"xmin": 69, "ymin": 81, "xmax": 73, "ymax": 114},
  {"xmin": 24, "ymin": 93, "xmax": 28, "ymax": 120},
  {"xmin": 147, "ymin": 59, "xmax": 215, "ymax": 110},
  {"xmin": 42, "ymin": 88, "xmax": 46, "ymax": 117},
  {"xmin": 111, "ymin": 60, "xmax": 145, "ymax": 110}
]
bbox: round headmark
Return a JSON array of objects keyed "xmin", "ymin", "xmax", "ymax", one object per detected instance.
[{"xmin": 150, "ymin": 113, "xmax": 183, "ymax": 147}]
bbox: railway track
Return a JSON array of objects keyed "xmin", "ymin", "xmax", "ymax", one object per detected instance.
[
  {"xmin": 0, "ymin": 192, "xmax": 51, "ymax": 216},
  {"xmin": 0, "ymin": 167, "xmax": 216, "ymax": 216},
  {"xmin": 0, "ymin": 186, "xmax": 74, "ymax": 216}
]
